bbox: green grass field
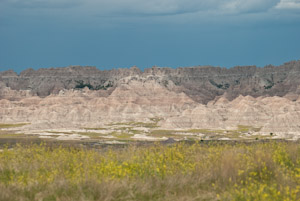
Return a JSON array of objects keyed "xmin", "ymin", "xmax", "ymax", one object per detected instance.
[{"xmin": 0, "ymin": 141, "xmax": 300, "ymax": 201}]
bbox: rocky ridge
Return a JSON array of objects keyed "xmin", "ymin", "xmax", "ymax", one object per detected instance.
[
  {"xmin": 0, "ymin": 60, "xmax": 300, "ymax": 136},
  {"xmin": 1, "ymin": 60, "xmax": 300, "ymax": 103}
]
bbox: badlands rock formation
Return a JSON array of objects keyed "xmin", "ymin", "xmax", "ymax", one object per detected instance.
[{"xmin": 0, "ymin": 60, "xmax": 300, "ymax": 135}]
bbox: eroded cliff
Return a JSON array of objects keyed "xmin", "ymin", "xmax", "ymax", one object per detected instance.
[{"xmin": 0, "ymin": 61, "xmax": 300, "ymax": 137}]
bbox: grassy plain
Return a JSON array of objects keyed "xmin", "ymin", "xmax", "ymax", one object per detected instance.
[{"xmin": 0, "ymin": 141, "xmax": 300, "ymax": 201}]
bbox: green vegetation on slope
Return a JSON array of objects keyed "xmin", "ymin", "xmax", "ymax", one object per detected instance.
[{"xmin": 0, "ymin": 123, "xmax": 29, "ymax": 129}]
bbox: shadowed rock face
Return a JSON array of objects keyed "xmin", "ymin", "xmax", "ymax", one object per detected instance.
[
  {"xmin": 1, "ymin": 60, "xmax": 300, "ymax": 103},
  {"xmin": 0, "ymin": 60, "xmax": 300, "ymax": 135}
]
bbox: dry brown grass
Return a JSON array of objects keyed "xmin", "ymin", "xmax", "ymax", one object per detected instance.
[{"xmin": 0, "ymin": 141, "xmax": 299, "ymax": 200}]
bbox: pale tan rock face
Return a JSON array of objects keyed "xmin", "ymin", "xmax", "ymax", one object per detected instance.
[
  {"xmin": 0, "ymin": 77, "xmax": 300, "ymax": 135},
  {"xmin": 1, "ymin": 61, "xmax": 300, "ymax": 136},
  {"xmin": 0, "ymin": 77, "xmax": 197, "ymax": 129}
]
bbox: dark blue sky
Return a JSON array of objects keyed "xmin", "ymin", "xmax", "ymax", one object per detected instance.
[{"xmin": 1, "ymin": 0, "xmax": 300, "ymax": 72}]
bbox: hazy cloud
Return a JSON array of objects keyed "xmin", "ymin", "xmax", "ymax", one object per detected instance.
[
  {"xmin": 221, "ymin": 0, "xmax": 280, "ymax": 13},
  {"xmin": 275, "ymin": 0, "xmax": 300, "ymax": 9},
  {"xmin": 1, "ymin": 0, "xmax": 283, "ymax": 15},
  {"xmin": 85, "ymin": 0, "xmax": 281, "ymax": 16},
  {"xmin": 2, "ymin": 0, "xmax": 82, "ymax": 9}
]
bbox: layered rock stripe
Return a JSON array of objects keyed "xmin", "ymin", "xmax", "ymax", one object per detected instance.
[{"xmin": 0, "ymin": 60, "xmax": 300, "ymax": 136}]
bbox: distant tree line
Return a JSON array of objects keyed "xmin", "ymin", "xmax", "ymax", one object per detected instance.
[{"xmin": 75, "ymin": 80, "xmax": 113, "ymax": 90}]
